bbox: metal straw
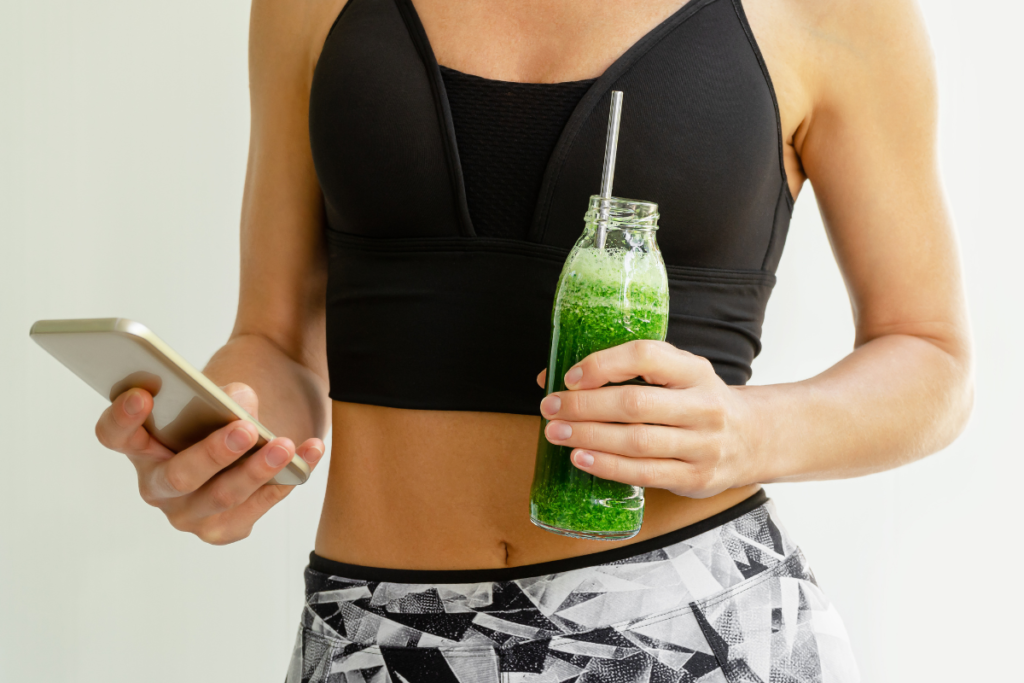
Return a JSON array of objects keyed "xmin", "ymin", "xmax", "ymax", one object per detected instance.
[{"xmin": 596, "ymin": 91, "xmax": 624, "ymax": 249}]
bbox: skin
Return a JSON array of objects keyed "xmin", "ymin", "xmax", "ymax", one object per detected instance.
[{"xmin": 95, "ymin": 0, "xmax": 973, "ymax": 566}]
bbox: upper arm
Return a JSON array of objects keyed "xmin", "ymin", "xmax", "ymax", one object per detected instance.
[
  {"xmin": 232, "ymin": 0, "xmax": 346, "ymax": 376},
  {"xmin": 794, "ymin": 0, "xmax": 970, "ymax": 359}
]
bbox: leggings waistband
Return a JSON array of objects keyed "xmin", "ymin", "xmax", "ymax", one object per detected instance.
[{"xmin": 309, "ymin": 488, "xmax": 768, "ymax": 584}]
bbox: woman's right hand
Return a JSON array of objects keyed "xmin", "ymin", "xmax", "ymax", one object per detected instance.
[{"xmin": 94, "ymin": 382, "xmax": 325, "ymax": 545}]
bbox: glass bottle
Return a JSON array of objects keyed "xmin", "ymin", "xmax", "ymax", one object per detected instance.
[{"xmin": 529, "ymin": 195, "xmax": 669, "ymax": 540}]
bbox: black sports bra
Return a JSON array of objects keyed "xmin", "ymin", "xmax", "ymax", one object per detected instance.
[
  {"xmin": 310, "ymin": 0, "xmax": 794, "ymax": 415},
  {"xmin": 438, "ymin": 65, "xmax": 596, "ymax": 240}
]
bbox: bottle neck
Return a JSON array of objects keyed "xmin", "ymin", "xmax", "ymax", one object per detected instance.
[
  {"xmin": 584, "ymin": 195, "xmax": 659, "ymax": 230},
  {"xmin": 581, "ymin": 195, "xmax": 660, "ymax": 251}
]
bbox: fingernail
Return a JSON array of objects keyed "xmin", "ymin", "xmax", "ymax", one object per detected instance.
[
  {"xmin": 301, "ymin": 445, "xmax": 324, "ymax": 464},
  {"xmin": 565, "ymin": 366, "xmax": 583, "ymax": 386},
  {"xmin": 548, "ymin": 422, "xmax": 572, "ymax": 441},
  {"xmin": 226, "ymin": 425, "xmax": 254, "ymax": 453},
  {"xmin": 574, "ymin": 451, "xmax": 595, "ymax": 468},
  {"xmin": 540, "ymin": 395, "xmax": 561, "ymax": 416},
  {"xmin": 125, "ymin": 392, "xmax": 144, "ymax": 416},
  {"xmin": 230, "ymin": 385, "xmax": 257, "ymax": 403},
  {"xmin": 266, "ymin": 445, "xmax": 291, "ymax": 468}
]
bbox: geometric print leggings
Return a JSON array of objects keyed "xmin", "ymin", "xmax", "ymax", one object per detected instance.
[{"xmin": 285, "ymin": 490, "xmax": 860, "ymax": 683}]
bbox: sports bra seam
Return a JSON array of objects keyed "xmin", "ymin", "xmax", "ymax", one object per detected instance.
[
  {"xmin": 759, "ymin": 184, "xmax": 789, "ymax": 272},
  {"xmin": 729, "ymin": 0, "xmax": 793, "ymax": 210},
  {"xmin": 312, "ymin": 0, "xmax": 363, "ymax": 85},
  {"xmin": 729, "ymin": 0, "xmax": 794, "ymax": 274},
  {"xmin": 315, "ymin": 0, "xmax": 788, "ymax": 285},
  {"xmin": 326, "ymin": 231, "xmax": 571, "ymax": 261},
  {"xmin": 326, "ymin": 230, "xmax": 776, "ymax": 284},
  {"xmin": 532, "ymin": 0, "xmax": 720, "ymax": 243},
  {"xmin": 438, "ymin": 63, "xmax": 599, "ymax": 88},
  {"xmin": 392, "ymin": 0, "xmax": 476, "ymax": 238},
  {"xmin": 665, "ymin": 265, "xmax": 776, "ymax": 286}
]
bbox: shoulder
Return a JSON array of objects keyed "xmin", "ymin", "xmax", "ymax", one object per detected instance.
[
  {"xmin": 783, "ymin": 0, "xmax": 928, "ymax": 41},
  {"xmin": 746, "ymin": 0, "xmax": 936, "ymax": 165},
  {"xmin": 746, "ymin": 0, "xmax": 933, "ymax": 82},
  {"xmin": 781, "ymin": 0, "xmax": 935, "ymax": 94}
]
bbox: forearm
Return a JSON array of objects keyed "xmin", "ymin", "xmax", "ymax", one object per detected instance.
[
  {"xmin": 740, "ymin": 333, "xmax": 974, "ymax": 483},
  {"xmin": 203, "ymin": 333, "xmax": 331, "ymax": 444}
]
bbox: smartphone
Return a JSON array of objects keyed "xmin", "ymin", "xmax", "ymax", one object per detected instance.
[{"xmin": 30, "ymin": 318, "xmax": 310, "ymax": 486}]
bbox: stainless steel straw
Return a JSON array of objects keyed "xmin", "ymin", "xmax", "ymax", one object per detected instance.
[{"xmin": 596, "ymin": 90, "xmax": 624, "ymax": 249}]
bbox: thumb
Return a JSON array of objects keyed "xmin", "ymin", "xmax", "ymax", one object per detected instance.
[{"xmin": 222, "ymin": 382, "xmax": 259, "ymax": 420}]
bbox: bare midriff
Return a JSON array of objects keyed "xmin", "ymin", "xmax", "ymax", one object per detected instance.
[{"xmin": 315, "ymin": 401, "xmax": 761, "ymax": 570}]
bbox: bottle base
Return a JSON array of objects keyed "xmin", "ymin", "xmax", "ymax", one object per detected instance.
[{"xmin": 530, "ymin": 516, "xmax": 641, "ymax": 541}]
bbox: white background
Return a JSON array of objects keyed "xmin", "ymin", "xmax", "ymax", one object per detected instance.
[{"xmin": 1, "ymin": 1, "xmax": 1020, "ymax": 680}]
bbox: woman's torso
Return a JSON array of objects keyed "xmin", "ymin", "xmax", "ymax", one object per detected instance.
[{"xmin": 311, "ymin": 0, "xmax": 809, "ymax": 569}]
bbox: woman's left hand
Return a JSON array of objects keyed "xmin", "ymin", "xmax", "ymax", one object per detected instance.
[{"xmin": 538, "ymin": 340, "xmax": 760, "ymax": 499}]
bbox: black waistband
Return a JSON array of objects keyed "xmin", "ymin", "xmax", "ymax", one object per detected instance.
[{"xmin": 309, "ymin": 488, "xmax": 768, "ymax": 584}]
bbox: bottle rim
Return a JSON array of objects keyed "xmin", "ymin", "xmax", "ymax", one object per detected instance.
[{"xmin": 584, "ymin": 195, "xmax": 660, "ymax": 230}]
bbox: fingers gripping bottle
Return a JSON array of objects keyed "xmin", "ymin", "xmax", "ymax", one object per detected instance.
[{"xmin": 529, "ymin": 195, "xmax": 669, "ymax": 540}]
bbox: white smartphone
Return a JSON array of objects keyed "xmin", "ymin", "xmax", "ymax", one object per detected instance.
[{"xmin": 30, "ymin": 318, "xmax": 310, "ymax": 486}]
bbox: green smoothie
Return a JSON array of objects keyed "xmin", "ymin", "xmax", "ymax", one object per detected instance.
[{"xmin": 530, "ymin": 200, "xmax": 669, "ymax": 540}]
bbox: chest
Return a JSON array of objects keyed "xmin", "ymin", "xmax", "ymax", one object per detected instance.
[
  {"xmin": 312, "ymin": 0, "xmax": 794, "ymax": 408},
  {"xmin": 312, "ymin": 0, "xmax": 792, "ymax": 269},
  {"xmin": 413, "ymin": 0, "xmax": 806, "ymax": 197},
  {"xmin": 415, "ymin": 0, "xmax": 694, "ymax": 82}
]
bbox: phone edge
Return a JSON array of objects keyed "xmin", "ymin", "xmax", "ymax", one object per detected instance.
[{"xmin": 30, "ymin": 317, "xmax": 312, "ymax": 486}]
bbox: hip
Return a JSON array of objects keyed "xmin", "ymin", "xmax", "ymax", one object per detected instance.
[{"xmin": 290, "ymin": 491, "xmax": 860, "ymax": 682}]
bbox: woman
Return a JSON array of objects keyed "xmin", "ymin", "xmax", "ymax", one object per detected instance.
[{"xmin": 94, "ymin": 0, "xmax": 972, "ymax": 680}]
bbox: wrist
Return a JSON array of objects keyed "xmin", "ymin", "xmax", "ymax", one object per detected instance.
[{"xmin": 730, "ymin": 384, "xmax": 778, "ymax": 486}]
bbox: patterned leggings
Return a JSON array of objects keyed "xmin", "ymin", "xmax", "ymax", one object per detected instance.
[{"xmin": 286, "ymin": 491, "xmax": 859, "ymax": 682}]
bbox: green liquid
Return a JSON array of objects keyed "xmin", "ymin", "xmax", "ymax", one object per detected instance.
[{"xmin": 529, "ymin": 246, "xmax": 669, "ymax": 539}]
